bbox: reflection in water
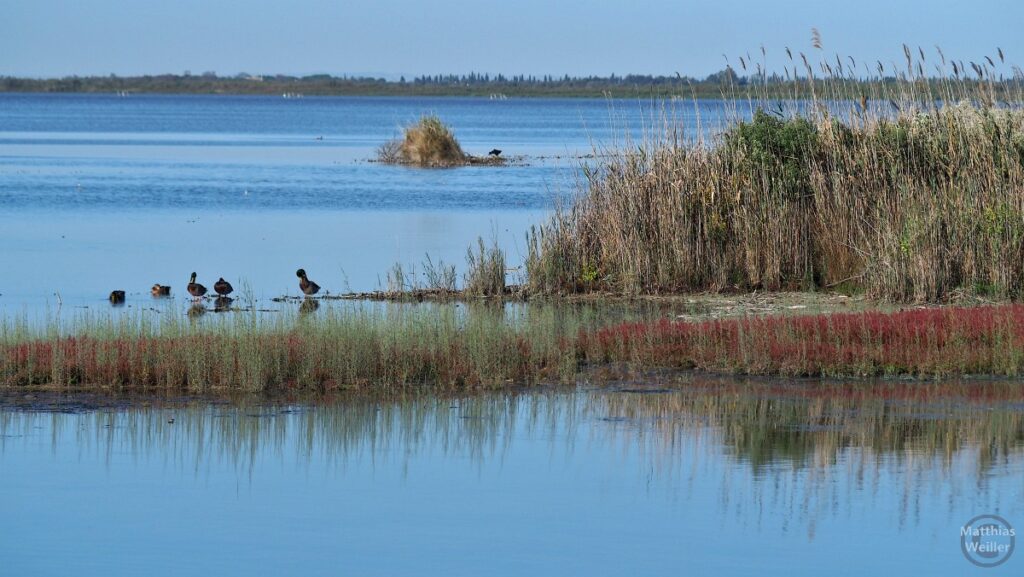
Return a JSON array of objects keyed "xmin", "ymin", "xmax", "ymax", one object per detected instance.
[
  {"xmin": 298, "ymin": 298, "xmax": 319, "ymax": 314},
  {"xmin": 1, "ymin": 383, "xmax": 1022, "ymax": 575},
  {"xmin": 214, "ymin": 296, "xmax": 234, "ymax": 312},
  {"xmin": 3, "ymin": 384, "xmax": 1021, "ymax": 500}
]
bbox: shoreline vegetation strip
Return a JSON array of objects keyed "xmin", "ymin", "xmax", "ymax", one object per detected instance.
[{"xmin": 3, "ymin": 304, "xmax": 1023, "ymax": 392}]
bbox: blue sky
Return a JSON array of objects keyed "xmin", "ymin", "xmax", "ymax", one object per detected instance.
[{"xmin": 3, "ymin": 0, "xmax": 1021, "ymax": 78}]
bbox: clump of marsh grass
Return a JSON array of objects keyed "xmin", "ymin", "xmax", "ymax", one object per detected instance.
[
  {"xmin": 464, "ymin": 237, "xmax": 506, "ymax": 297},
  {"xmin": 379, "ymin": 256, "xmax": 457, "ymax": 298},
  {"xmin": 524, "ymin": 44, "xmax": 1024, "ymax": 302},
  {"xmin": 385, "ymin": 262, "xmax": 415, "ymax": 295},
  {"xmin": 378, "ymin": 115, "xmax": 467, "ymax": 167},
  {"xmin": 422, "ymin": 254, "xmax": 457, "ymax": 293},
  {"xmin": 0, "ymin": 303, "xmax": 585, "ymax": 393}
]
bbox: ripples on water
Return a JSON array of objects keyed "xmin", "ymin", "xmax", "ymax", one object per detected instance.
[{"xmin": 1, "ymin": 383, "xmax": 1021, "ymax": 576}]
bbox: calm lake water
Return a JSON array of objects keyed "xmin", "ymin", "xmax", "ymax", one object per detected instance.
[
  {"xmin": 1, "ymin": 382, "xmax": 1021, "ymax": 576},
  {"xmin": 0, "ymin": 93, "xmax": 736, "ymax": 318}
]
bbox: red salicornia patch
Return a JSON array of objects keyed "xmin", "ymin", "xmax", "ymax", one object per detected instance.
[{"xmin": 579, "ymin": 305, "xmax": 1024, "ymax": 377}]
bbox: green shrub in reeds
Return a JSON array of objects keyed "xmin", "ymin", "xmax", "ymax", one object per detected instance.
[{"xmin": 526, "ymin": 47, "xmax": 1024, "ymax": 302}]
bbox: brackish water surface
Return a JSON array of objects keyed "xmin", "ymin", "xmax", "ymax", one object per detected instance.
[{"xmin": 1, "ymin": 383, "xmax": 1021, "ymax": 576}]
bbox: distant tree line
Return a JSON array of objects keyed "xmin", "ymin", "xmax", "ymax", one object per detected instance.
[{"xmin": 0, "ymin": 67, "xmax": 1018, "ymax": 99}]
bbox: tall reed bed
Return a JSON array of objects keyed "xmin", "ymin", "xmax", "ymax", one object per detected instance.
[
  {"xmin": 526, "ymin": 45, "xmax": 1024, "ymax": 301},
  {"xmin": 580, "ymin": 304, "xmax": 1024, "ymax": 378}
]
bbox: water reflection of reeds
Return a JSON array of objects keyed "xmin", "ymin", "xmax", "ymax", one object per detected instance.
[
  {"xmin": 2, "ymin": 383, "xmax": 1022, "ymax": 536},
  {"xmin": 2, "ymin": 382, "xmax": 1021, "ymax": 478}
]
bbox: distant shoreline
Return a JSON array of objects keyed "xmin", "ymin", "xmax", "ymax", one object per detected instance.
[{"xmin": 1, "ymin": 73, "xmax": 1013, "ymax": 99}]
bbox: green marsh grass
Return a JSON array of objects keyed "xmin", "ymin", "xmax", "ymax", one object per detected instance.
[
  {"xmin": 0, "ymin": 303, "xmax": 585, "ymax": 393},
  {"xmin": 464, "ymin": 237, "xmax": 507, "ymax": 296}
]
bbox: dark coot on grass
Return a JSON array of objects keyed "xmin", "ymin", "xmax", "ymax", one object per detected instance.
[
  {"xmin": 187, "ymin": 272, "xmax": 208, "ymax": 299},
  {"xmin": 296, "ymin": 268, "xmax": 321, "ymax": 296}
]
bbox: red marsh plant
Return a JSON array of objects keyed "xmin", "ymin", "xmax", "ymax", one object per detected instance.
[{"xmin": 579, "ymin": 305, "xmax": 1024, "ymax": 377}]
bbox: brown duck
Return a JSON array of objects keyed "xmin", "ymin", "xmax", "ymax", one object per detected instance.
[
  {"xmin": 151, "ymin": 284, "xmax": 171, "ymax": 296},
  {"xmin": 214, "ymin": 277, "xmax": 233, "ymax": 297},
  {"xmin": 109, "ymin": 290, "xmax": 126, "ymax": 304},
  {"xmin": 187, "ymin": 272, "xmax": 207, "ymax": 299},
  {"xmin": 296, "ymin": 268, "xmax": 320, "ymax": 296}
]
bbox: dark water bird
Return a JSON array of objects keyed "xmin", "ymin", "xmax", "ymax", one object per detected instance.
[
  {"xmin": 214, "ymin": 277, "xmax": 233, "ymax": 297},
  {"xmin": 151, "ymin": 284, "xmax": 171, "ymax": 297},
  {"xmin": 488, "ymin": 149, "xmax": 502, "ymax": 157},
  {"xmin": 187, "ymin": 272, "xmax": 207, "ymax": 299},
  {"xmin": 296, "ymin": 268, "xmax": 320, "ymax": 296},
  {"xmin": 109, "ymin": 290, "xmax": 126, "ymax": 305}
]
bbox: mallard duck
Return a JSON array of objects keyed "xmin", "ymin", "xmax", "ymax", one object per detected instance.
[
  {"xmin": 214, "ymin": 277, "xmax": 233, "ymax": 297},
  {"xmin": 187, "ymin": 272, "xmax": 207, "ymax": 299},
  {"xmin": 296, "ymin": 268, "xmax": 320, "ymax": 296},
  {"xmin": 109, "ymin": 290, "xmax": 126, "ymax": 304},
  {"xmin": 151, "ymin": 284, "xmax": 171, "ymax": 296}
]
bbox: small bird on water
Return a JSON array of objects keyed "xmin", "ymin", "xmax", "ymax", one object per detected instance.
[
  {"xmin": 151, "ymin": 284, "xmax": 171, "ymax": 297},
  {"xmin": 109, "ymin": 290, "xmax": 126, "ymax": 305},
  {"xmin": 214, "ymin": 277, "xmax": 233, "ymax": 297},
  {"xmin": 187, "ymin": 272, "xmax": 207, "ymax": 299},
  {"xmin": 488, "ymin": 149, "xmax": 502, "ymax": 157},
  {"xmin": 296, "ymin": 268, "xmax": 320, "ymax": 296}
]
